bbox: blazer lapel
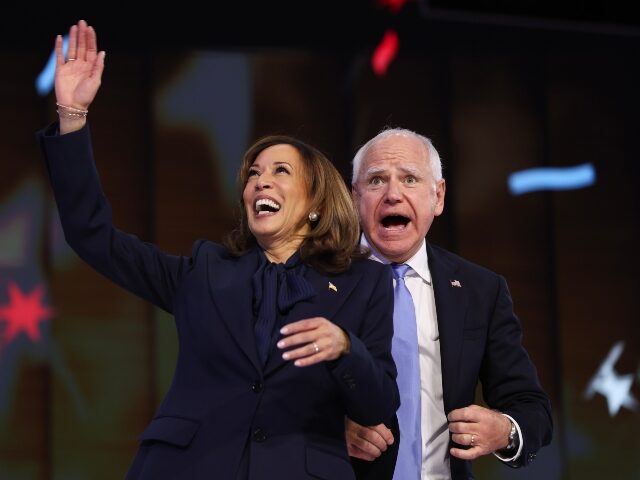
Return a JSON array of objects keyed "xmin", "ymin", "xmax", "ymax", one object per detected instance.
[
  {"xmin": 427, "ymin": 243, "xmax": 468, "ymax": 413},
  {"xmin": 263, "ymin": 267, "xmax": 362, "ymax": 376},
  {"xmin": 207, "ymin": 249, "xmax": 262, "ymax": 374}
]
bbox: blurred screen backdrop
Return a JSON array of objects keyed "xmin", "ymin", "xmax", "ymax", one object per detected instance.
[{"xmin": 0, "ymin": 5, "xmax": 639, "ymax": 479}]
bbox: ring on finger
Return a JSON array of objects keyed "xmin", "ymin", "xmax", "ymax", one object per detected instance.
[
  {"xmin": 470, "ymin": 434, "xmax": 476, "ymax": 446},
  {"xmin": 312, "ymin": 342, "xmax": 320, "ymax": 353},
  {"xmin": 67, "ymin": 58, "xmax": 76, "ymax": 61}
]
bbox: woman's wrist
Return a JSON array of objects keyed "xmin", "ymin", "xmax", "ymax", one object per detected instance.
[
  {"xmin": 56, "ymin": 103, "xmax": 88, "ymax": 134},
  {"xmin": 59, "ymin": 116, "xmax": 86, "ymax": 134}
]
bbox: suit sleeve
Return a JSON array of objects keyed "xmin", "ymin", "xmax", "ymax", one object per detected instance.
[
  {"xmin": 480, "ymin": 274, "xmax": 553, "ymax": 468},
  {"xmin": 37, "ymin": 122, "xmax": 187, "ymax": 313},
  {"xmin": 328, "ymin": 265, "xmax": 400, "ymax": 427}
]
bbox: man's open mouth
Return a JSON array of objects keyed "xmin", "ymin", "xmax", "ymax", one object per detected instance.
[{"xmin": 381, "ymin": 215, "xmax": 410, "ymax": 229}]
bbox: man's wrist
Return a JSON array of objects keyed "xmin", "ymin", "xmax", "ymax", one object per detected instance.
[
  {"xmin": 504, "ymin": 418, "xmax": 518, "ymax": 451},
  {"xmin": 341, "ymin": 328, "xmax": 351, "ymax": 355},
  {"xmin": 493, "ymin": 414, "xmax": 522, "ymax": 463}
]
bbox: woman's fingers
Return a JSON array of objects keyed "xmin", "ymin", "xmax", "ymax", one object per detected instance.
[
  {"xmin": 86, "ymin": 25, "xmax": 98, "ymax": 63},
  {"xmin": 278, "ymin": 317, "xmax": 349, "ymax": 366},
  {"xmin": 61, "ymin": 20, "xmax": 96, "ymax": 63},
  {"xmin": 76, "ymin": 20, "xmax": 88, "ymax": 61},
  {"xmin": 54, "ymin": 35, "xmax": 64, "ymax": 68},
  {"xmin": 282, "ymin": 342, "xmax": 325, "ymax": 367},
  {"xmin": 67, "ymin": 24, "xmax": 78, "ymax": 60}
]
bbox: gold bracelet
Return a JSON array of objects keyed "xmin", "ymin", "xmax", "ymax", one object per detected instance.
[
  {"xmin": 56, "ymin": 102, "xmax": 89, "ymax": 115},
  {"xmin": 57, "ymin": 109, "xmax": 88, "ymax": 119}
]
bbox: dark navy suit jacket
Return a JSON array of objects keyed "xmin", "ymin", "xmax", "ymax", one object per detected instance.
[
  {"xmin": 38, "ymin": 124, "xmax": 400, "ymax": 480},
  {"xmin": 353, "ymin": 243, "xmax": 552, "ymax": 480}
]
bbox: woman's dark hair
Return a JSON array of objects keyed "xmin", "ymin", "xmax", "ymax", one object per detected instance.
[{"xmin": 224, "ymin": 135, "xmax": 362, "ymax": 273}]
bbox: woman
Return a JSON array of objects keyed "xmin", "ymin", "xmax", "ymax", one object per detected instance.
[{"xmin": 38, "ymin": 21, "xmax": 398, "ymax": 480}]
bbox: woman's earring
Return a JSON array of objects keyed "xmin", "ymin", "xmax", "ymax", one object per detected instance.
[{"xmin": 308, "ymin": 211, "xmax": 319, "ymax": 222}]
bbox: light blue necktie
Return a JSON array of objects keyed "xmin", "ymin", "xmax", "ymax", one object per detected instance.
[{"xmin": 391, "ymin": 264, "xmax": 422, "ymax": 480}]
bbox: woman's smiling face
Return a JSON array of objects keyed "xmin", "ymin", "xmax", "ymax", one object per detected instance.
[{"xmin": 243, "ymin": 144, "xmax": 312, "ymax": 254}]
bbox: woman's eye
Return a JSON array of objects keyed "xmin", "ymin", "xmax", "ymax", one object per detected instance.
[
  {"xmin": 275, "ymin": 166, "xmax": 289, "ymax": 174},
  {"xmin": 247, "ymin": 169, "xmax": 259, "ymax": 177}
]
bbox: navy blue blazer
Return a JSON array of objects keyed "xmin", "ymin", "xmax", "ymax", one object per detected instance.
[
  {"xmin": 428, "ymin": 243, "xmax": 552, "ymax": 478},
  {"xmin": 38, "ymin": 124, "xmax": 399, "ymax": 480},
  {"xmin": 354, "ymin": 243, "xmax": 552, "ymax": 480}
]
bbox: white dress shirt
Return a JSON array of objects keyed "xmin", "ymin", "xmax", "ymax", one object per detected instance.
[
  {"xmin": 364, "ymin": 237, "xmax": 450, "ymax": 479},
  {"xmin": 363, "ymin": 237, "xmax": 522, "ymax": 479}
]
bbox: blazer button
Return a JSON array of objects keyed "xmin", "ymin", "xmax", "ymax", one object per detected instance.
[
  {"xmin": 252, "ymin": 428, "xmax": 267, "ymax": 442},
  {"xmin": 251, "ymin": 381, "xmax": 263, "ymax": 393},
  {"xmin": 341, "ymin": 372, "xmax": 355, "ymax": 389}
]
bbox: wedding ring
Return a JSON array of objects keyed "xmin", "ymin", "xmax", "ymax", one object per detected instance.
[
  {"xmin": 67, "ymin": 58, "xmax": 76, "ymax": 61},
  {"xmin": 312, "ymin": 343, "xmax": 320, "ymax": 353}
]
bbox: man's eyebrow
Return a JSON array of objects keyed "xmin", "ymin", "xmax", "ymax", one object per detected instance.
[
  {"xmin": 364, "ymin": 166, "xmax": 386, "ymax": 176},
  {"xmin": 399, "ymin": 165, "xmax": 422, "ymax": 176},
  {"xmin": 363, "ymin": 165, "xmax": 423, "ymax": 176}
]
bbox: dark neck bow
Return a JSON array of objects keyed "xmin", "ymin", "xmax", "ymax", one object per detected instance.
[{"xmin": 252, "ymin": 250, "xmax": 316, "ymax": 364}]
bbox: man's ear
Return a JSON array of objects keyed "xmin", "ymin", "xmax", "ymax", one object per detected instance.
[{"xmin": 434, "ymin": 178, "xmax": 446, "ymax": 216}]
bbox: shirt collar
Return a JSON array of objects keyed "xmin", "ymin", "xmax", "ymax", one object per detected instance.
[{"xmin": 360, "ymin": 235, "xmax": 432, "ymax": 286}]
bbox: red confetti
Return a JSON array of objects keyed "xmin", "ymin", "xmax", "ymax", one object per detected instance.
[
  {"xmin": 377, "ymin": 0, "xmax": 408, "ymax": 14},
  {"xmin": 371, "ymin": 29, "xmax": 399, "ymax": 77}
]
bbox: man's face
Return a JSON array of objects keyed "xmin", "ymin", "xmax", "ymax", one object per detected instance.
[{"xmin": 352, "ymin": 134, "xmax": 445, "ymax": 263}]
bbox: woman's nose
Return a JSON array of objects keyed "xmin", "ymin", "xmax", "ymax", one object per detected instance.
[{"xmin": 256, "ymin": 174, "xmax": 273, "ymax": 190}]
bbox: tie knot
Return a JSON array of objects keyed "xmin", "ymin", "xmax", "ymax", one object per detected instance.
[{"xmin": 391, "ymin": 263, "xmax": 411, "ymax": 280}]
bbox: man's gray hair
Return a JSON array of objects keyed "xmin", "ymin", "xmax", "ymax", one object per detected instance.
[{"xmin": 351, "ymin": 128, "xmax": 443, "ymax": 185}]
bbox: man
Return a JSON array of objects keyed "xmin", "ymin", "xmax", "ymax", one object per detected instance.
[{"xmin": 347, "ymin": 128, "xmax": 552, "ymax": 480}]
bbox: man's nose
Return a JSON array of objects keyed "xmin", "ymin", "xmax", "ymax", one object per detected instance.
[{"xmin": 384, "ymin": 180, "xmax": 402, "ymax": 203}]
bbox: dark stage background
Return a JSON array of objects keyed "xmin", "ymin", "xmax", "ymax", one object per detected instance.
[{"xmin": 0, "ymin": 2, "xmax": 639, "ymax": 479}]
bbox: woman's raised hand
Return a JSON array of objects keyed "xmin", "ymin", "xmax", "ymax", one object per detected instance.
[{"xmin": 54, "ymin": 20, "xmax": 105, "ymax": 132}]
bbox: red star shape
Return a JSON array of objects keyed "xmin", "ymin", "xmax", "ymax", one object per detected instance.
[{"xmin": 0, "ymin": 282, "xmax": 54, "ymax": 345}]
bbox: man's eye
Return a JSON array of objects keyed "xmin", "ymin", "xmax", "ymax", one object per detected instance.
[
  {"xmin": 369, "ymin": 176, "xmax": 383, "ymax": 186},
  {"xmin": 405, "ymin": 176, "xmax": 417, "ymax": 184}
]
